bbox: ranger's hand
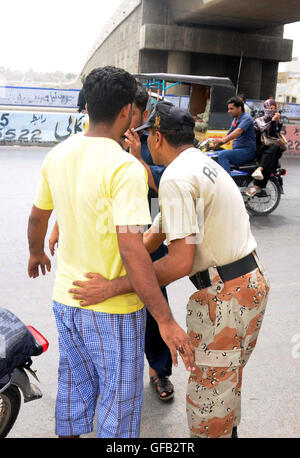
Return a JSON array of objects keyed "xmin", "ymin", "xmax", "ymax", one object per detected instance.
[
  {"xmin": 28, "ymin": 253, "xmax": 51, "ymax": 278},
  {"xmin": 69, "ymin": 272, "xmax": 114, "ymax": 306},
  {"xmin": 124, "ymin": 128, "xmax": 142, "ymax": 160},
  {"xmin": 158, "ymin": 319, "xmax": 195, "ymax": 371}
]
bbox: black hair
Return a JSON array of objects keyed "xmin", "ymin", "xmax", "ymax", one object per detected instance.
[
  {"xmin": 83, "ymin": 66, "xmax": 137, "ymax": 123},
  {"xmin": 237, "ymin": 93, "xmax": 246, "ymax": 102},
  {"xmin": 134, "ymin": 82, "xmax": 149, "ymax": 113},
  {"xmin": 227, "ymin": 96, "xmax": 245, "ymax": 112},
  {"xmin": 152, "ymin": 129, "xmax": 195, "ymax": 147}
]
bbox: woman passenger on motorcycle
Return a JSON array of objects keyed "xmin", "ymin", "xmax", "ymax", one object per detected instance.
[{"xmin": 246, "ymin": 99, "xmax": 285, "ymax": 197}]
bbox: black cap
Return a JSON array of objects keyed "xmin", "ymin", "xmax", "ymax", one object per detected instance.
[{"xmin": 135, "ymin": 101, "xmax": 195, "ymax": 133}]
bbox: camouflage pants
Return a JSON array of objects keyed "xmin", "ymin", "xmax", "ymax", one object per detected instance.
[{"xmin": 186, "ymin": 255, "xmax": 270, "ymax": 438}]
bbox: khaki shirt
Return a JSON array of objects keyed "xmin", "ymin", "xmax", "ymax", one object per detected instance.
[{"xmin": 153, "ymin": 147, "xmax": 257, "ymax": 275}]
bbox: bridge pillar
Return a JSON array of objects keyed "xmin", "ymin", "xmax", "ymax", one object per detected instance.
[
  {"xmin": 81, "ymin": 0, "xmax": 294, "ymax": 101},
  {"xmin": 167, "ymin": 51, "xmax": 191, "ymax": 95},
  {"xmin": 237, "ymin": 58, "xmax": 262, "ymax": 100},
  {"xmin": 260, "ymin": 61, "xmax": 279, "ymax": 100}
]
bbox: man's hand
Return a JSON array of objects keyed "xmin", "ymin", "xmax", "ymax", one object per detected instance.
[
  {"xmin": 69, "ymin": 273, "xmax": 115, "ymax": 306},
  {"xmin": 49, "ymin": 221, "xmax": 59, "ymax": 256},
  {"xmin": 213, "ymin": 138, "xmax": 223, "ymax": 147},
  {"xmin": 159, "ymin": 319, "xmax": 195, "ymax": 371},
  {"xmin": 124, "ymin": 128, "xmax": 142, "ymax": 159},
  {"xmin": 28, "ymin": 253, "xmax": 51, "ymax": 278},
  {"xmin": 27, "ymin": 205, "xmax": 52, "ymax": 278},
  {"xmin": 272, "ymin": 112, "xmax": 282, "ymax": 122},
  {"xmin": 69, "ymin": 272, "xmax": 196, "ymax": 370}
]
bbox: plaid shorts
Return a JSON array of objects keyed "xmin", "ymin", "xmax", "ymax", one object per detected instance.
[{"xmin": 52, "ymin": 301, "xmax": 146, "ymax": 438}]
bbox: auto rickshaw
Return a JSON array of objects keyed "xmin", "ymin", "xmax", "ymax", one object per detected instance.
[
  {"xmin": 82, "ymin": 72, "xmax": 236, "ymax": 146},
  {"xmin": 133, "ymin": 72, "xmax": 236, "ymax": 147}
]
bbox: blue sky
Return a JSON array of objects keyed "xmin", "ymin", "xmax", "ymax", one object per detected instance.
[{"xmin": 1, "ymin": 1, "xmax": 299, "ymax": 75}]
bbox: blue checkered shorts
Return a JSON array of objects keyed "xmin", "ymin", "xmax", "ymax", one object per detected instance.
[{"xmin": 52, "ymin": 301, "xmax": 146, "ymax": 438}]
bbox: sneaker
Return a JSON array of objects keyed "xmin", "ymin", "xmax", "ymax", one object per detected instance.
[
  {"xmin": 246, "ymin": 186, "xmax": 261, "ymax": 197},
  {"xmin": 251, "ymin": 168, "xmax": 264, "ymax": 181}
]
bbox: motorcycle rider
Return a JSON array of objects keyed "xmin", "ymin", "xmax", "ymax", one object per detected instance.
[
  {"xmin": 213, "ymin": 96, "xmax": 256, "ymax": 173},
  {"xmin": 246, "ymin": 98, "xmax": 285, "ymax": 197}
]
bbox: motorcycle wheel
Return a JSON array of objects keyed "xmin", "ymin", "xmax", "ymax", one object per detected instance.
[
  {"xmin": 0, "ymin": 385, "xmax": 21, "ymax": 438},
  {"xmin": 244, "ymin": 176, "xmax": 281, "ymax": 216}
]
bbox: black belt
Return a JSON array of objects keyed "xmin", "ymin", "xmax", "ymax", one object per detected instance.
[{"xmin": 189, "ymin": 252, "xmax": 258, "ymax": 290}]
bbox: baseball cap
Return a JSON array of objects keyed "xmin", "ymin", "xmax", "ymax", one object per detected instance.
[{"xmin": 135, "ymin": 101, "xmax": 195, "ymax": 133}]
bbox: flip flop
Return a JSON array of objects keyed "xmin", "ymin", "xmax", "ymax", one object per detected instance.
[
  {"xmin": 246, "ymin": 186, "xmax": 261, "ymax": 197},
  {"xmin": 251, "ymin": 168, "xmax": 264, "ymax": 180},
  {"xmin": 150, "ymin": 375, "xmax": 174, "ymax": 402}
]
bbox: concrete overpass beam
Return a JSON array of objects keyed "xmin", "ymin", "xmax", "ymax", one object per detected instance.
[
  {"xmin": 139, "ymin": 24, "xmax": 293, "ymax": 62},
  {"xmin": 142, "ymin": 0, "xmax": 169, "ymax": 25},
  {"xmin": 170, "ymin": 0, "xmax": 300, "ymax": 29},
  {"xmin": 139, "ymin": 22, "xmax": 292, "ymax": 99}
]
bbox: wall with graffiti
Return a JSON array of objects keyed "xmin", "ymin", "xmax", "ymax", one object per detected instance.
[
  {"xmin": 0, "ymin": 111, "xmax": 87, "ymax": 145},
  {"xmin": 282, "ymin": 124, "xmax": 300, "ymax": 155},
  {"xmin": 0, "ymin": 86, "xmax": 80, "ymax": 109},
  {"xmin": 0, "ymin": 109, "xmax": 299, "ymax": 154}
]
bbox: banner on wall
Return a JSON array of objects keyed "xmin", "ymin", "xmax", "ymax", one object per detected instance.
[
  {"xmin": 0, "ymin": 86, "xmax": 80, "ymax": 108},
  {"xmin": 0, "ymin": 111, "xmax": 87, "ymax": 144}
]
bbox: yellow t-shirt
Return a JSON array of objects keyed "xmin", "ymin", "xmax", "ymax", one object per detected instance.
[{"xmin": 34, "ymin": 133, "xmax": 151, "ymax": 313}]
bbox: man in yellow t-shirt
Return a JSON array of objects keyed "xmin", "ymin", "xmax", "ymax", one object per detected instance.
[{"xmin": 27, "ymin": 67, "xmax": 195, "ymax": 438}]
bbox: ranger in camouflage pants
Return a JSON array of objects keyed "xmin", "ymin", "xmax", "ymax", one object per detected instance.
[{"xmin": 186, "ymin": 254, "xmax": 270, "ymax": 438}]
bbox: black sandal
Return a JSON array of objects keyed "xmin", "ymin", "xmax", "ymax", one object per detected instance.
[{"xmin": 150, "ymin": 375, "xmax": 174, "ymax": 402}]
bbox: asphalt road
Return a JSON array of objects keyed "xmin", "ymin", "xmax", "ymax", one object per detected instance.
[{"xmin": 0, "ymin": 146, "xmax": 299, "ymax": 438}]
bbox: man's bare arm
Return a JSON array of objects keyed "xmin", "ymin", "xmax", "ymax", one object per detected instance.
[
  {"xmin": 153, "ymin": 235, "xmax": 195, "ymax": 285},
  {"xmin": 116, "ymin": 227, "xmax": 169, "ymax": 321},
  {"xmin": 221, "ymin": 127, "xmax": 243, "ymax": 144},
  {"xmin": 143, "ymin": 225, "xmax": 166, "ymax": 254},
  {"xmin": 70, "ymin": 233, "xmax": 195, "ymax": 303},
  {"xmin": 214, "ymin": 127, "xmax": 243, "ymax": 146},
  {"xmin": 49, "ymin": 220, "xmax": 59, "ymax": 256},
  {"xmin": 140, "ymin": 160, "xmax": 158, "ymax": 192},
  {"xmin": 27, "ymin": 205, "xmax": 52, "ymax": 278},
  {"xmin": 114, "ymin": 226, "xmax": 195, "ymax": 370}
]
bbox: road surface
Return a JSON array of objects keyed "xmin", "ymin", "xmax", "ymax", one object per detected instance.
[{"xmin": 0, "ymin": 146, "xmax": 299, "ymax": 438}]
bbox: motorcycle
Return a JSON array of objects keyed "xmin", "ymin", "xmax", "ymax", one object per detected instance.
[
  {"xmin": 0, "ymin": 309, "xmax": 49, "ymax": 438},
  {"xmin": 198, "ymin": 138, "xmax": 286, "ymax": 216}
]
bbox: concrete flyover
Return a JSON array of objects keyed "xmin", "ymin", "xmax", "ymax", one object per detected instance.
[
  {"xmin": 171, "ymin": 0, "xmax": 300, "ymax": 29},
  {"xmin": 81, "ymin": 0, "xmax": 300, "ymax": 99}
]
